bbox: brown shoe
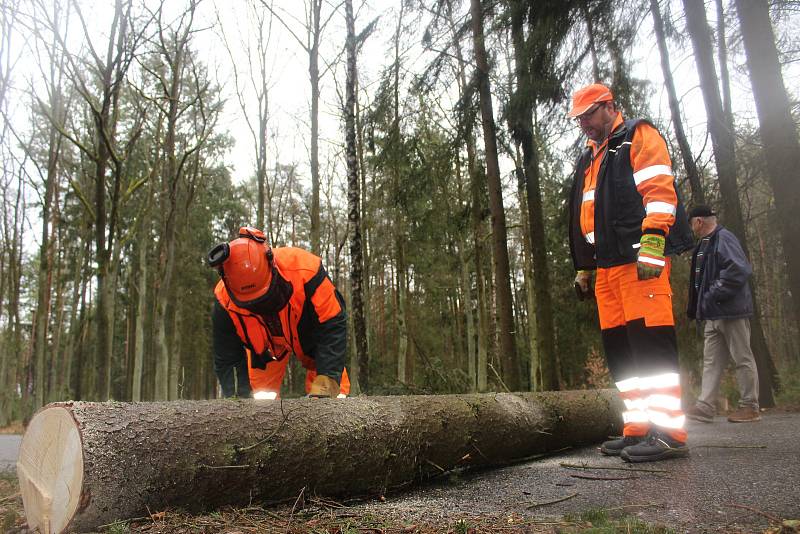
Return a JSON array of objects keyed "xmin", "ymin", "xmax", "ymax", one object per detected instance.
[{"xmin": 727, "ymin": 406, "xmax": 761, "ymax": 423}]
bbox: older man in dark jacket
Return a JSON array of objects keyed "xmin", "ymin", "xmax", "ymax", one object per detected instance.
[{"xmin": 685, "ymin": 205, "xmax": 760, "ymax": 423}]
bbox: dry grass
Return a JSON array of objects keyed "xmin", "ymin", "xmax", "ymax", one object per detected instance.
[
  {"xmin": 115, "ymin": 506, "xmax": 582, "ymax": 534},
  {"xmin": 1, "ymin": 469, "xmax": 25, "ymax": 533},
  {"xmin": 0, "ymin": 421, "xmax": 24, "ymax": 435},
  {"xmin": 0, "ymin": 474, "xmax": 586, "ymax": 534}
]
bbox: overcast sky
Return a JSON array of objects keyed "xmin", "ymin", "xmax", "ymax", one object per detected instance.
[{"xmin": 5, "ymin": 0, "xmax": 799, "ymax": 200}]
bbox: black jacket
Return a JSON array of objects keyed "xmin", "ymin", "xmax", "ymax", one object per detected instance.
[
  {"xmin": 568, "ymin": 119, "xmax": 694, "ymax": 270},
  {"xmin": 687, "ymin": 226, "xmax": 753, "ymax": 321}
]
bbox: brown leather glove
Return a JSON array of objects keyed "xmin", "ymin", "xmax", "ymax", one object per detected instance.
[
  {"xmin": 308, "ymin": 374, "xmax": 340, "ymax": 398},
  {"xmin": 574, "ymin": 270, "xmax": 594, "ymax": 301}
]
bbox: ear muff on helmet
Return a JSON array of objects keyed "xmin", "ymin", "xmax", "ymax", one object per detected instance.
[{"xmin": 207, "ymin": 243, "xmax": 230, "ymax": 270}]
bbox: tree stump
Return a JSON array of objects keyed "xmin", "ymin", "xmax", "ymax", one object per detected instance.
[{"xmin": 17, "ymin": 390, "xmax": 622, "ymax": 533}]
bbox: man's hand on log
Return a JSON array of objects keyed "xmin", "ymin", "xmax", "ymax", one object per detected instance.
[{"xmin": 307, "ymin": 375, "xmax": 340, "ymax": 398}]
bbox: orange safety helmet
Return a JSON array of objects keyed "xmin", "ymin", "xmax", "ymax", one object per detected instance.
[{"xmin": 208, "ymin": 227, "xmax": 274, "ymax": 306}]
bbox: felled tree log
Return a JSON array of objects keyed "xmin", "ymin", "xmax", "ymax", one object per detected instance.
[{"xmin": 17, "ymin": 390, "xmax": 622, "ymax": 533}]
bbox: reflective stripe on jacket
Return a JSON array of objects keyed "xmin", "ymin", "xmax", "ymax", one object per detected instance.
[
  {"xmin": 569, "ymin": 117, "xmax": 694, "ymax": 271},
  {"xmin": 213, "ymin": 247, "xmax": 347, "ymax": 397}
]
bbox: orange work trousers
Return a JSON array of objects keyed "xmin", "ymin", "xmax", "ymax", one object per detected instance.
[
  {"xmin": 246, "ymin": 350, "xmax": 351, "ymax": 398},
  {"xmin": 594, "ymin": 260, "xmax": 686, "ymax": 443}
]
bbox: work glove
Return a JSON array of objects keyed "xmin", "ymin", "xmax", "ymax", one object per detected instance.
[
  {"xmin": 308, "ymin": 374, "xmax": 340, "ymax": 398},
  {"xmin": 637, "ymin": 234, "xmax": 666, "ymax": 280},
  {"xmin": 574, "ymin": 270, "xmax": 593, "ymax": 301}
]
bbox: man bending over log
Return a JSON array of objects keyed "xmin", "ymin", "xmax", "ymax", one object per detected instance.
[{"xmin": 207, "ymin": 226, "xmax": 350, "ymax": 399}]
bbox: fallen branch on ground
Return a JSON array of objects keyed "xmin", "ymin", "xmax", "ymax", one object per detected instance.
[
  {"xmin": 725, "ymin": 502, "xmax": 781, "ymax": 523},
  {"xmin": 525, "ymin": 492, "xmax": 579, "ymax": 508},
  {"xmin": 559, "ymin": 462, "xmax": 668, "ymax": 474},
  {"xmin": 569, "ymin": 473, "xmax": 638, "ymax": 481},
  {"xmin": 0, "ymin": 491, "xmax": 19, "ymax": 504}
]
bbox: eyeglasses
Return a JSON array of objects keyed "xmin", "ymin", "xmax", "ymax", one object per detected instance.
[{"xmin": 573, "ymin": 103, "xmax": 604, "ymax": 124}]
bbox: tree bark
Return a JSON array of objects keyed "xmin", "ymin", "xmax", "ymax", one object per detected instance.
[
  {"xmin": 714, "ymin": 0, "xmax": 734, "ymax": 131},
  {"xmin": 650, "ymin": 0, "xmax": 704, "ymax": 206},
  {"xmin": 32, "ymin": 105, "xmax": 61, "ymax": 410},
  {"xmin": 683, "ymin": 0, "xmax": 778, "ymax": 407},
  {"xmin": 309, "ymin": 0, "xmax": 322, "ymax": 254},
  {"xmin": 345, "ymin": 0, "xmax": 368, "ymax": 395},
  {"xmin": 508, "ymin": 4, "xmax": 558, "ymax": 391},
  {"xmin": 443, "ymin": 0, "xmax": 484, "ymax": 391},
  {"xmin": 17, "ymin": 390, "xmax": 623, "ymax": 533},
  {"xmin": 470, "ymin": 0, "xmax": 519, "ymax": 391},
  {"xmin": 682, "ymin": 0, "xmax": 742, "ymax": 238},
  {"xmin": 734, "ymin": 0, "xmax": 800, "ymax": 338},
  {"xmin": 580, "ymin": 1, "xmax": 602, "ymax": 82}
]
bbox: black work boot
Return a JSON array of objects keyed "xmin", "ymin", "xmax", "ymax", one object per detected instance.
[
  {"xmin": 600, "ymin": 435, "xmax": 647, "ymax": 456},
  {"xmin": 620, "ymin": 432, "xmax": 689, "ymax": 463}
]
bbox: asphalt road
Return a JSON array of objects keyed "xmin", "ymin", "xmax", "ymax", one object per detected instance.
[
  {"xmin": 0, "ymin": 434, "xmax": 21, "ymax": 471},
  {"xmin": 354, "ymin": 410, "xmax": 800, "ymax": 533}
]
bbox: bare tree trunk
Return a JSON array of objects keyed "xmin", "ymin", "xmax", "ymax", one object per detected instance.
[
  {"xmin": 131, "ymin": 209, "xmax": 149, "ymax": 401},
  {"xmin": 390, "ymin": 0, "xmax": 409, "ymax": 385},
  {"xmin": 32, "ymin": 112, "xmax": 62, "ymax": 409},
  {"xmin": 515, "ymin": 163, "xmax": 539, "ymax": 390},
  {"xmin": 395, "ymin": 240, "xmax": 409, "ymax": 383},
  {"xmin": 580, "ymin": 1, "xmax": 602, "ymax": 82},
  {"xmin": 683, "ymin": 0, "xmax": 778, "ymax": 407},
  {"xmin": 0, "ymin": 171, "xmax": 25, "ymax": 423},
  {"xmin": 650, "ymin": 0, "xmax": 704, "ymax": 206},
  {"xmin": 18, "ymin": 390, "xmax": 623, "ymax": 532},
  {"xmin": 443, "ymin": 0, "xmax": 483, "ymax": 390},
  {"xmin": 170, "ymin": 300, "xmax": 183, "ymax": 399},
  {"xmin": 152, "ymin": 2, "xmax": 208, "ymax": 400},
  {"xmin": 355, "ymin": 70, "xmax": 371, "ymax": 375},
  {"xmin": 345, "ymin": 0, "xmax": 368, "ymax": 394},
  {"xmin": 62, "ymin": 235, "xmax": 90, "ymax": 402},
  {"xmin": 682, "ymin": 0, "xmax": 742, "ymax": 237},
  {"xmin": 734, "ymin": 0, "xmax": 800, "ymax": 340},
  {"xmin": 453, "ymin": 157, "xmax": 477, "ymax": 388},
  {"xmin": 470, "ymin": 0, "xmax": 519, "ymax": 391},
  {"xmin": 508, "ymin": 8, "xmax": 557, "ymax": 391},
  {"xmin": 3, "ymin": 173, "xmax": 25, "ymax": 420},
  {"xmin": 309, "ymin": 0, "xmax": 322, "ymax": 253},
  {"xmin": 473, "ymin": 180, "xmax": 489, "ymax": 392},
  {"xmin": 714, "ymin": 0, "xmax": 734, "ymax": 131},
  {"xmin": 49, "ymin": 233, "xmax": 66, "ymax": 402}
]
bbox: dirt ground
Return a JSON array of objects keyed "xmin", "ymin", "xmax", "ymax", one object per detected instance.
[{"xmin": 2, "ymin": 410, "xmax": 800, "ymax": 533}]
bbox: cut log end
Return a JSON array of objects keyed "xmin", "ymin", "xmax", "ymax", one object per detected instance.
[{"xmin": 17, "ymin": 406, "xmax": 84, "ymax": 534}]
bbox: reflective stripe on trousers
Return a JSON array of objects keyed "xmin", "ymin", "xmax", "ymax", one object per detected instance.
[{"xmin": 595, "ymin": 261, "xmax": 686, "ymax": 443}]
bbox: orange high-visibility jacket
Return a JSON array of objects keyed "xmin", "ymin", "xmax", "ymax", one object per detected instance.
[
  {"xmin": 568, "ymin": 116, "xmax": 693, "ymax": 271},
  {"xmin": 212, "ymin": 247, "xmax": 347, "ymax": 397}
]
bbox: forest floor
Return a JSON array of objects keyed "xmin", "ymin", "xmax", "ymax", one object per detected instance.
[{"xmin": 2, "ymin": 408, "xmax": 800, "ymax": 534}]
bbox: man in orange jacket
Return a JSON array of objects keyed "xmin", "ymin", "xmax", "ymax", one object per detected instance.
[
  {"xmin": 208, "ymin": 226, "xmax": 350, "ymax": 399},
  {"xmin": 567, "ymin": 84, "xmax": 694, "ymax": 462}
]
